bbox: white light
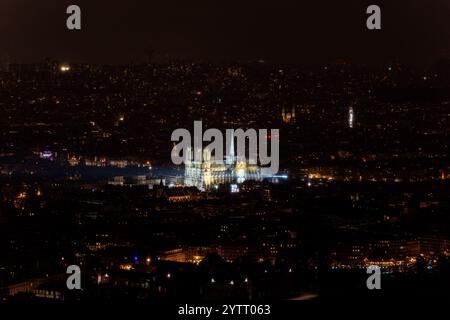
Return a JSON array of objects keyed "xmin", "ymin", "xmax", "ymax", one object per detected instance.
[
  {"xmin": 60, "ymin": 65, "xmax": 70, "ymax": 72},
  {"xmin": 236, "ymin": 169, "xmax": 246, "ymax": 183},
  {"xmin": 349, "ymin": 106, "xmax": 354, "ymax": 128}
]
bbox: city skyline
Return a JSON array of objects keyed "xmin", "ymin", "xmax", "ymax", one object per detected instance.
[{"xmin": 2, "ymin": 0, "xmax": 450, "ymax": 310}]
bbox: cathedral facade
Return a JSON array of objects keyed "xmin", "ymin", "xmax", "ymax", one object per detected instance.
[{"xmin": 184, "ymin": 146, "xmax": 261, "ymax": 191}]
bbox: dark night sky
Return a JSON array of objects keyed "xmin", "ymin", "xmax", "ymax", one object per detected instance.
[{"xmin": 1, "ymin": 0, "xmax": 449, "ymax": 65}]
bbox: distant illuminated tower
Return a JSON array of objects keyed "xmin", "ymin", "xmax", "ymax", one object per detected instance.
[
  {"xmin": 348, "ymin": 106, "xmax": 354, "ymax": 128},
  {"xmin": 282, "ymin": 106, "xmax": 296, "ymax": 124}
]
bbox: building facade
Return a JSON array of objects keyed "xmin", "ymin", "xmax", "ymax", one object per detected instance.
[{"xmin": 184, "ymin": 145, "xmax": 261, "ymax": 191}]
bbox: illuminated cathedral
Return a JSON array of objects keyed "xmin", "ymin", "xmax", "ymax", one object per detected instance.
[{"xmin": 184, "ymin": 139, "xmax": 261, "ymax": 191}]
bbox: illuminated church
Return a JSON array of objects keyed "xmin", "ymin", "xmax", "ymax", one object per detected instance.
[{"xmin": 184, "ymin": 139, "xmax": 261, "ymax": 191}]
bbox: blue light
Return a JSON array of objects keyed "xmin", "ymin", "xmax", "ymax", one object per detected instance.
[
  {"xmin": 262, "ymin": 174, "xmax": 288, "ymax": 180},
  {"xmin": 133, "ymin": 256, "xmax": 138, "ymax": 262}
]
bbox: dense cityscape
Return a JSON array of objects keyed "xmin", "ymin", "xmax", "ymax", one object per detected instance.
[{"xmin": 1, "ymin": 59, "xmax": 450, "ymax": 302}]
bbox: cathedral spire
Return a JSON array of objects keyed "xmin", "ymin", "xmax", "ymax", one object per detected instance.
[{"xmin": 225, "ymin": 131, "xmax": 235, "ymax": 165}]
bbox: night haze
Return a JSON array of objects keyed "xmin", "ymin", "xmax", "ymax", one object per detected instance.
[{"xmin": 0, "ymin": 0, "xmax": 449, "ymax": 64}]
